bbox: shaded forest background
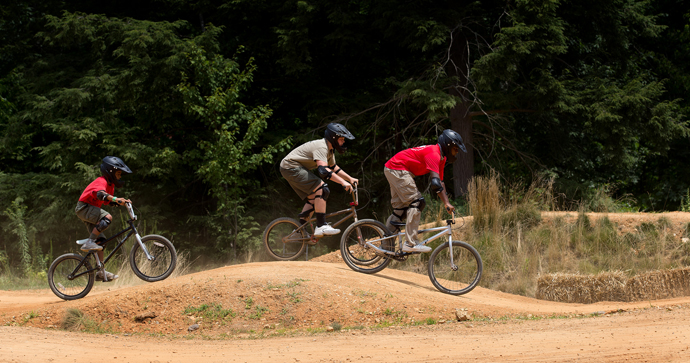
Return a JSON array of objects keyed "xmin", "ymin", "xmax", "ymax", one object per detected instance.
[{"xmin": 1, "ymin": 0, "xmax": 689, "ymax": 270}]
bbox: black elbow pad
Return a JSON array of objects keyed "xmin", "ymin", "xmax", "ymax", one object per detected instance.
[
  {"xmin": 317, "ymin": 165, "xmax": 333, "ymax": 180},
  {"xmin": 430, "ymin": 177, "xmax": 444, "ymax": 194}
]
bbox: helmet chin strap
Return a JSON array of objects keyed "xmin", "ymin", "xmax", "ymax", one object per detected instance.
[
  {"xmin": 439, "ymin": 143, "xmax": 456, "ymax": 163},
  {"xmin": 327, "ymin": 138, "xmax": 347, "ymax": 154}
]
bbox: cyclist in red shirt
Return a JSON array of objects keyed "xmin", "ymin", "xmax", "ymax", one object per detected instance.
[
  {"xmin": 384, "ymin": 129, "xmax": 466, "ymax": 252},
  {"xmin": 75, "ymin": 156, "xmax": 132, "ymax": 281}
]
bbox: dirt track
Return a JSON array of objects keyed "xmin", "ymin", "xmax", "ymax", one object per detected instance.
[{"xmin": 2, "ymin": 261, "xmax": 690, "ymax": 362}]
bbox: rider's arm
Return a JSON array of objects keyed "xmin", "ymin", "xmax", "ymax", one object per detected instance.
[
  {"xmin": 330, "ymin": 165, "xmax": 358, "ymax": 185},
  {"xmin": 316, "ymin": 160, "xmax": 351, "ymax": 190},
  {"xmin": 429, "ymin": 171, "xmax": 455, "ymax": 213},
  {"xmin": 95, "ymin": 190, "xmax": 131, "ymax": 205}
]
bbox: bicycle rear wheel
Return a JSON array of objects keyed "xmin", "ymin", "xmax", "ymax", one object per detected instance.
[
  {"xmin": 340, "ymin": 219, "xmax": 391, "ymax": 274},
  {"xmin": 263, "ymin": 217, "xmax": 307, "ymax": 261},
  {"xmin": 48, "ymin": 253, "xmax": 95, "ymax": 300},
  {"xmin": 428, "ymin": 241, "xmax": 482, "ymax": 295},
  {"xmin": 130, "ymin": 235, "xmax": 177, "ymax": 282}
]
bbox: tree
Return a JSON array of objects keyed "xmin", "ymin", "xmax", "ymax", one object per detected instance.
[{"xmin": 0, "ymin": 12, "xmax": 285, "ymax": 258}]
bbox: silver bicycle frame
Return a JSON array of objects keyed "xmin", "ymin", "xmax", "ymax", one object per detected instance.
[
  {"xmin": 126, "ymin": 202, "xmax": 153, "ymax": 261},
  {"xmin": 363, "ymin": 224, "xmax": 453, "ymax": 256}
]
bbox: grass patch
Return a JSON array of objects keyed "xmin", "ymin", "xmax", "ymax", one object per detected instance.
[
  {"xmin": 61, "ymin": 308, "xmax": 115, "ymax": 333},
  {"xmin": 248, "ymin": 305, "xmax": 269, "ymax": 320},
  {"xmin": 287, "ymin": 291, "xmax": 302, "ymax": 303},
  {"xmin": 21, "ymin": 311, "xmax": 38, "ymax": 325},
  {"xmin": 183, "ymin": 303, "xmax": 236, "ymax": 321}
]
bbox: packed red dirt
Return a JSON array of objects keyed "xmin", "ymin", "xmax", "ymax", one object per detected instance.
[{"xmin": 2, "ymin": 212, "xmax": 690, "ymax": 362}]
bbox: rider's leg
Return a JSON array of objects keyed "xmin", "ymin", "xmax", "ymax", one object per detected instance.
[
  {"xmin": 76, "ymin": 204, "xmax": 110, "ymax": 252},
  {"xmin": 311, "ymin": 187, "xmax": 327, "ymax": 225},
  {"xmin": 95, "ymin": 214, "xmax": 112, "ymax": 262},
  {"xmin": 384, "ymin": 168, "xmax": 421, "ymax": 240},
  {"xmin": 311, "ymin": 183, "xmax": 340, "ymax": 236},
  {"xmin": 92, "ymin": 214, "xmax": 118, "ymax": 281},
  {"xmin": 384, "ymin": 168, "xmax": 427, "ymax": 251},
  {"xmin": 298, "ymin": 199, "xmax": 315, "ymax": 225}
]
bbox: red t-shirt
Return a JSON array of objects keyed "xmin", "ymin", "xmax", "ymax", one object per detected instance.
[
  {"xmin": 78, "ymin": 176, "xmax": 114, "ymax": 208},
  {"xmin": 385, "ymin": 144, "xmax": 445, "ymax": 179}
]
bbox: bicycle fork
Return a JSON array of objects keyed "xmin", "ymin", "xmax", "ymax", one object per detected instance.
[
  {"xmin": 135, "ymin": 233, "xmax": 155, "ymax": 261},
  {"xmin": 447, "ymin": 234, "xmax": 458, "ymax": 271}
]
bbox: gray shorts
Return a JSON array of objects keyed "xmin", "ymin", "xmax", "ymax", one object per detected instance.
[
  {"xmin": 280, "ymin": 166, "xmax": 323, "ymax": 200},
  {"xmin": 75, "ymin": 201, "xmax": 110, "ymax": 233}
]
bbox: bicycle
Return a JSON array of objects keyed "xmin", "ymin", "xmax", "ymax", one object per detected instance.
[
  {"xmin": 339, "ymin": 212, "xmax": 482, "ymax": 295},
  {"xmin": 263, "ymin": 184, "xmax": 361, "ymax": 261},
  {"xmin": 48, "ymin": 202, "xmax": 178, "ymax": 300}
]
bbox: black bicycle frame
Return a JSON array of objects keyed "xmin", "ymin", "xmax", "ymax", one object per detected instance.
[
  {"xmin": 283, "ymin": 188, "xmax": 360, "ymax": 244},
  {"xmin": 67, "ymin": 218, "xmax": 139, "ymax": 280}
]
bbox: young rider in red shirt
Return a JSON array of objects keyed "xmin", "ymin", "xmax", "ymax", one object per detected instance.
[
  {"xmin": 75, "ymin": 156, "xmax": 132, "ymax": 281},
  {"xmin": 383, "ymin": 129, "xmax": 466, "ymax": 252}
]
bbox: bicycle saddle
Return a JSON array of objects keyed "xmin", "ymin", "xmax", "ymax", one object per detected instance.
[{"xmin": 390, "ymin": 221, "xmax": 406, "ymax": 227}]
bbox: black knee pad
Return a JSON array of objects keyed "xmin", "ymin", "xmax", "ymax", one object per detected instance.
[
  {"xmin": 321, "ymin": 184, "xmax": 330, "ymax": 201},
  {"xmin": 313, "ymin": 183, "xmax": 330, "ymax": 201},
  {"xmin": 96, "ymin": 217, "xmax": 111, "ymax": 232},
  {"xmin": 411, "ymin": 197, "xmax": 426, "ymax": 211}
]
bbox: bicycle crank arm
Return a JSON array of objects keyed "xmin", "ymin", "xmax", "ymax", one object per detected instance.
[{"xmin": 135, "ymin": 234, "xmax": 155, "ymax": 261}]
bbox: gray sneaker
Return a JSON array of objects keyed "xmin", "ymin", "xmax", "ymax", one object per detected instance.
[
  {"xmin": 96, "ymin": 270, "xmax": 118, "ymax": 282},
  {"xmin": 402, "ymin": 242, "xmax": 431, "ymax": 253},
  {"xmin": 79, "ymin": 239, "xmax": 103, "ymax": 251}
]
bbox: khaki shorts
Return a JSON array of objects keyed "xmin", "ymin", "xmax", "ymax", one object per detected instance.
[
  {"xmin": 280, "ymin": 166, "xmax": 323, "ymax": 200},
  {"xmin": 75, "ymin": 201, "xmax": 110, "ymax": 233},
  {"xmin": 384, "ymin": 167, "xmax": 423, "ymax": 243}
]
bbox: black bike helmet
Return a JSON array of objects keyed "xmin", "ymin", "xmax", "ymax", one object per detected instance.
[
  {"xmin": 100, "ymin": 156, "xmax": 132, "ymax": 188},
  {"xmin": 438, "ymin": 129, "xmax": 467, "ymax": 163},
  {"xmin": 324, "ymin": 123, "xmax": 355, "ymax": 154}
]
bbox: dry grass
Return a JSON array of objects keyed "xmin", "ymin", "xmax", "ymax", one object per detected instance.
[
  {"xmin": 438, "ymin": 172, "xmax": 690, "ymax": 300},
  {"xmin": 537, "ymin": 267, "xmax": 690, "ymax": 303}
]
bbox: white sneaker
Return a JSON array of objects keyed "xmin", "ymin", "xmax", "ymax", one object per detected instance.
[
  {"xmin": 402, "ymin": 242, "xmax": 431, "ymax": 253},
  {"xmin": 314, "ymin": 224, "xmax": 340, "ymax": 237},
  {"xmin": 96, "ymin": 270, "xmax": 119, "ymax": 282}
]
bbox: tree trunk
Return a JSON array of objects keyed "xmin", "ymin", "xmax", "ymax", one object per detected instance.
[{"xmin": 447, "ymin": 30, "xmax": 474, "ymax": 197}]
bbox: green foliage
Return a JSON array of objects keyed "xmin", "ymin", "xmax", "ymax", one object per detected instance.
[
  {"xmin": 680, "ymin": 189, "xmax": 690, "ymax": 212},
  {"xmin": 0, "ymin": 11, "xmax": 286, "ymax": 264},
  {"xmin": 4, "ymin": 198, "xmax": 33, "ymax": 276}
]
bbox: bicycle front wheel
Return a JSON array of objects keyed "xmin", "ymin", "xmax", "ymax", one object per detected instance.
[
  {"xmin": 428, "ymin": 241, "xmax": 482, "ymax": 295},
  {"xmin": 263, "ymin": 217, "xmax": 307, "ymax": 261},
  {"xmin": 48, "ymin": 253, "xmax": 95, "ymax": 300},
  {"xmin": 340, "ymin": 219, "xmax": 391, "ymax": 274},
  {"xmin": 130, "ymin": 235, "xmax": 177, "ymax": 282}
]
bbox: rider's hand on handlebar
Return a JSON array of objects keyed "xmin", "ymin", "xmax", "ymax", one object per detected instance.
[
  {"xmin": 350, "ymin": 178, "xmax": 359, "ymax": 187},
  {"xmin": 445, "ymin": 203, "xmax": 455, "ymax": 214},
  {"xmin": 113, "ymin": 197, "xmax": 132, "ymax": 206},
  {"xmin": 342, "ymin": 181, "xmax": 353, "ymax": 193}
]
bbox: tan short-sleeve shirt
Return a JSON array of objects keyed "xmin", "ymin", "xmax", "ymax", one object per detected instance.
[{"xmin": 280, "ymin": 139, "xmax": 336, "ymax": 170}]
